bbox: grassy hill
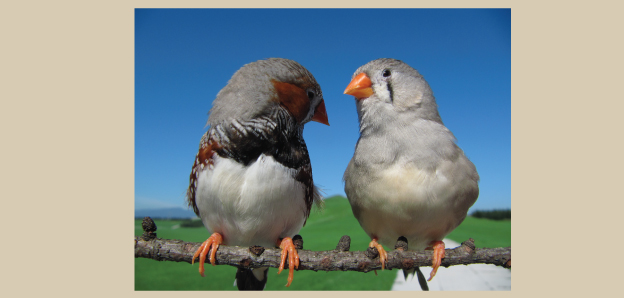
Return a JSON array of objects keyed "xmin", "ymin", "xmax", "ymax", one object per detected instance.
[{"xmin": 135, "ymin": 196, "xmax": 510, "ymax": 290}]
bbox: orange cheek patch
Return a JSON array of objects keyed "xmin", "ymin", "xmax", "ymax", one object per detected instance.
[{"xmin": 271, "ymin": 80, "xmax": 310, "ymax": 123}]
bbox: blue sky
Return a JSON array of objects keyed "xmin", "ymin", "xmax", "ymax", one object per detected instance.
[{"xmin": 135, "ymin": 9, "xmax": 510, "ymax": 212}]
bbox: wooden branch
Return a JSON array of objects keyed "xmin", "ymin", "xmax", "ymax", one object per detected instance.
[{"xmin": 135, "ymin": 217, "xmax": 511, "ymax": 272}]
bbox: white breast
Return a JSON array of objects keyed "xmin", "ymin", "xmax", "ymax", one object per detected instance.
[
  {"xmin": 351, "ymin": 160, "xmax": 477, "ymax": 250},
  {"xmin": 195, "ymin": 154, "xmax": 307, "ymax": 247}
]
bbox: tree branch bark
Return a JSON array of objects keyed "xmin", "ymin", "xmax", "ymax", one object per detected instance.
[{"xmin": 134, "ymin": 217, "xmax": 511, "ymax": 272}]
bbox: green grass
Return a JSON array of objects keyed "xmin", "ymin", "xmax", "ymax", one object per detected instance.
[
  {"xmin": 446, "ymin": 216, "xmax": 511, "ymax": 248},
  {"xmin": 135, "ymin": 196, "xmax": 510, "ymax": 290},
  {"xmin": 135, "ymin": 219, "xmax": 238, "ymax": 290}
]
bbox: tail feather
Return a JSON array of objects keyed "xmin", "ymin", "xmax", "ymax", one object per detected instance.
[
  {"xmin": 414, "ymin": 267, "xmax": 429, "ymax": 291},
  {"xmin": 403, "ymin": 267, "xmax": 429, "ymax": 291},
  {"xmin": 235, "ymin": 267, "xmax": 268, "ymax": 291},
  {"xmin": 402, "ymin": 268, "xmax": 414, "ymax": 280}
]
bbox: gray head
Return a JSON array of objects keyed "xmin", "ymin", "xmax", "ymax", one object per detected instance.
[
  {"xmin": 344, "ymin": 58, "xmax": 442, "ymax": 133},
  {"xmin": 208, "ymin": 58, "xmax": 328, "ymax": 127}
]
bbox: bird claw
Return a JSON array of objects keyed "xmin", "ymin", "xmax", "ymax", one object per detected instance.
[
  {"xmin": 277, "ymin": 237, "xmax": 300, "ymax": 287},
  {"xmin": 426, "ymin": 240, "xmax": 445, "ymax": 281},
  {"xmin": 369, "ymin": 238, "xmax": 387, "ymax": 270},
  {"xmin": 192, "ymin": 233, "xmax": 223, "ymax": 277}
]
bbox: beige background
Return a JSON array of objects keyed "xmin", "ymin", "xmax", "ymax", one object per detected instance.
[{"xmin": 3, "ymin": 0, "xmax": 619, "ymax": 297}]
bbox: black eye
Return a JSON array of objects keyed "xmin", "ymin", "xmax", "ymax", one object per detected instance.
[
  {"xmin": 382, "ymin": 69, "xmax": 391, "ymax": 77},
  {"xmin": 307, "ymin": 90, "xmax": 315, "ymax": 100}
]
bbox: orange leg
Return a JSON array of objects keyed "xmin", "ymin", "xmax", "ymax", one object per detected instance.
[
  {"xmin": 191, "ymin": 233, "xmax": 223, "ymax": 277},
  {"xmin": 425, "ymin": 240, "xmax": 445, "ymax": 281},
  {"xmin": 276, "ymin": 237, "xmax": 300, "ymax": 287},
  {"xmin": 369, "ymin": 238, "xmax": 387, "ymax": 270}
]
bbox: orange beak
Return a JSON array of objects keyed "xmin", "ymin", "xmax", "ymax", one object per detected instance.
[
  {"xmin": 344, "ymin": 73, "xmax": 373, "ymax": 100},
  {"xmin": 311, "ymin": 99, "xmax": 329, "ymax": 126}
]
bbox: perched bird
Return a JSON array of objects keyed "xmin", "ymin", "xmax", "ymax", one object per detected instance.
[
  {"xmin": 343, "ymin": 58, "xmax": 479, "ymax": 290},
  {"xmin": 186, "ymin": 58, "xmax": 329, "ymax": 290}
]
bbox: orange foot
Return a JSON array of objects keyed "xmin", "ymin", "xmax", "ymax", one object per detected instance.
[
  {"xmin": 425, "ymin": 240, "xmax": 445, "ymax": 281},
  {"xmin": 192, "ymin": 233, "xmax": 223, "ymax": 277},
  {"xmin": 277, "ymin": 237, "xmax": 300, "ymax": 287},
  {"xmin": 369, "ymin": 238, "xmax": 387, "ymax": 270}
]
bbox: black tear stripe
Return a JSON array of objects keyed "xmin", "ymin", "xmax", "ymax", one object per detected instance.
[
  {"xmin": 201, "ymin": 108, "xmax": 315, "ymax": 217},
  {"xmin": 387, "ymin": 81, "xmax": 394, "ymax": 103}
]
